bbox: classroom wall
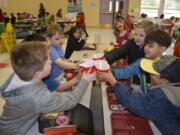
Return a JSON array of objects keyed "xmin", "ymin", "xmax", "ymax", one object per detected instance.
[
  {"xmin": 1, "ymin": 0, "xmax": 141, "ymax": 27},
  {"xmin": 1, "ymin": 0, "xmax": 100, "ymax": 27}
]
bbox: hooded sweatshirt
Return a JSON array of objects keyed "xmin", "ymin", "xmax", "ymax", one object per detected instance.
[
  {"xmin": 0, "ymin": 74, "xmax": 89, "ymax": 135},
  {"xmin": 112, "ymin": 82, "xmax": 180, "ymax": 135}
]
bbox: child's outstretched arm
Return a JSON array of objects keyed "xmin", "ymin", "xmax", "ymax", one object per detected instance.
[
  {"xmin": 96, "ymin": 71, "xmax": 117, "ymax": 86},
  {"xmin": 56, "ymin": 73, "xmax": 82, "ymax": 92},
  {"xmin": 55, "ymin": 57, "xmax": 79, "ymax": 70}
]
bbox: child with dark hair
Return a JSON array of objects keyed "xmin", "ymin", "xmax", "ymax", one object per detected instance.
[
  {"xmin": 115, "ymin": 10, "xmax": 123, "ymax": 20},
  {"xmin": 56, "ymin": 8, "xmax": 64, "ymax": 29},
  {"xmin": 65, "ymin": 26, "xmax": 86, "ymax": 59},
  {"xmin": 97, "ymin": 55, "xmax": 180, "ymax": 135},
  {"xmin": 109, "ymin": 30, "xmax": 172, "ymax": 92},
  {"xmin": 3, "ymin": 12, "xmax": 9, "ymax": 25},
  {"xmin": 76, "ymin": 12, "xmax": 89, "ymax": 37},
  {"xmin": 10, "ymin": 13, "xmax": 16, "ymax": 25},
  {"xmin": 38, "ymin": 3, "xmax": 46, "ymax": 18}
]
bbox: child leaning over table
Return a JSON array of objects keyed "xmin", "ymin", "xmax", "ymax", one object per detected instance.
[
  {"xmin": 97, "ymin": 55, "xmax": 180, "ymax": 135},
  {"xmin": 105, "ymin": 20, "xmax": 154, "ymax": 85},
  {"xmin": 22, "ymin": 33, "xmax": 81, "ymax": 93},
  {"xmin": 0, "ymin": 41, "xmax": 95, "ymax": 135},
  {"xmin": 44, "ymin": 24, "xmax": 81, "ymax": 92},
  {"xmin": 112, "ymin": 30, "xmax": 172, "ymax": 92}
]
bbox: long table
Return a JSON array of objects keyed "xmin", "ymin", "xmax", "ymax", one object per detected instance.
[{"xmin": 70, "ymin": 49, "xmax": 162, "ymax": 135}]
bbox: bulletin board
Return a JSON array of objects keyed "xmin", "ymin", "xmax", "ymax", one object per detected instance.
[{"xmin": 67, "ymin": 0, "xmax": 82, "ymax": 20}]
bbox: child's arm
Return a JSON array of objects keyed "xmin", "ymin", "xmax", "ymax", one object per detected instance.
[
  {"xmin": 104, "ymin": 39, "xmax": 130, "ymax": 65},
  {"xmin": 34, "ymin": 72, "xmax": 95, "ymax": 113},
  {"xmin": 97, "ymin": 71, "xmax": 168, "ymax": 120},
  {"xmin": 75, "ymin": 38, "xmax": 86, "ymax": 50},
  {"xmin": 112, "ymin": 83, "xmax": 168, "ymax": 120},
  {"xmin": 113, "ymin": 59, "xmax": 141, "ymax": 79},
  {"xmin": 56, "ymin": 75, "xmax": 80, "ymax": 92},
  {"xmin": 55, "ymin": 58, "xmax": 79, "ymax": 70}
]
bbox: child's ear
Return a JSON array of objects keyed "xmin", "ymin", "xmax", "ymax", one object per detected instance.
[{"xmin": 33, "ymin": 71, "xmax": 42, "ymax": 80}]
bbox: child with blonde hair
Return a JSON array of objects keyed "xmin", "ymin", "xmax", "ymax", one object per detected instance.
[
  {"xmin": 105, "ymin": 20, "xmax": 154, "ymax": 65},
  {"xmin": 44, "ymin": 24, "xmax": 81, "ymax": 92},
  {"xmin": 105, "ymin": 20, "xmax": 154, "ymax": 84}
]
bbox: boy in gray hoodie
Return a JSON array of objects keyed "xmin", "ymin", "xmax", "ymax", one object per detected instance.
[{"xmin": 0, "ymin": 41, "xmax": 95, "ymax": 135}]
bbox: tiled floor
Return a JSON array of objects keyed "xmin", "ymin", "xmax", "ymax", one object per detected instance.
[{"xmin": 0, "ymin": 28, "xmax": 115, "ymax": 115}]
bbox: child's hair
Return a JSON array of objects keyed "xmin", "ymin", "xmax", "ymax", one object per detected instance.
[
  {"xmin": 48, "ymin": 15, "xmax": 55, "ymax": 25},
  {"xmin": 135, "ymin": 20, "xmax": 154, "ymax": 35},
  {"xmin": 68, "ymin": 26, "xmax": 80, "ymax": 37},
  {"xmin": 114, "ymin": 19, "xmax": 125, "ymax": 36},
  {"xmin": 46, "ymin": 24, "xmax": 64, "ymax": 38},
  {"xmin": 10, "ymin": 42, "xmax": 48, "ymax": 81},
  {"xmin": 145, "ymin": 30, "xmax": 171, "ymax": 48},
  {"xmin": 22, "ymin": 34, "xmax": 47, "ymax": 42},
  {"xmin": 115, "ymin": 19, "xmax": 124, "ymax": 25}
]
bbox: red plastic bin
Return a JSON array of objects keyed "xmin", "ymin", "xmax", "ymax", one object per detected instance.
[
  {"xmin": 111, "ymin": 113, "xmax": 154, "ymax": 135},
  {"xmin": 106, "ymin": 87, "xmax": 128, "ymax": 112}
]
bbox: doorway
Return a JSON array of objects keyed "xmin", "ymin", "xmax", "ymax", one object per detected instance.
[{"xmin": 100, "ymin": 0, "xmax": 129, "ymax": 28}]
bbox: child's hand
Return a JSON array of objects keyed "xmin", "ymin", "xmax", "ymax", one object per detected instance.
[
  {"xmin": 82, "ymin": 36, "xmax": 88, "ymax": 40},
  {"xmin": 70, "ymin": 73, "xmax": 82, "ymax": 85},
  {"xmin": 82, "ymin": 69, "xmax": 96, "ymax": 82},
  {"xmin": 96, "ymin": 71, "xmax": 117, "ymax": 85},
  {"xmin": 76, "ymin": 73, "xmax": 83, "ymax": 80},
  {"xmin": 73, "ymin": 63, "xmax": 80, "ymax": 70}
]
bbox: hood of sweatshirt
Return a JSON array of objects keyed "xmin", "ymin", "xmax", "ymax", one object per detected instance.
[
  {"xmin": 151, "ymin": 83, "xmax": 180, "ymax": 107},
  {"xmin": 3, "ymin": 74, "xmax": 33, "ymax": 92}
]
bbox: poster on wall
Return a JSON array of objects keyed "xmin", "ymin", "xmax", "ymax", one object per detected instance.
[{"xmin": 67, "ymin": 0, "xmax": 82, "ymax": 20}]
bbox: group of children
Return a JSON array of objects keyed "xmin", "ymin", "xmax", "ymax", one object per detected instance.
[
  {"xmin": 102, "ymin": 19, "xmax": 180, "ymax": 135},
  {"xmin": 0, "ymin": 17, "xmax": 180, "ymax": 135},
  {"xmin": 0, "ymin": 24, "xmax": 95, "ymax": 135}
]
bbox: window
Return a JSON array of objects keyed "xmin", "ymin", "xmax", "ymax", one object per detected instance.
[
  {"xmin": 140, "ymin": 0, "xmax": 160, "ymax": 17},
  {"xmin": 164, "ymin": 0, "xmax": 180, "ymax": 18},
  {"xmin": 141, "ymin": 0, "xmax": 180, "ymax": 18},
  {"xmin": 109, "ymin": 0, "xmax": 113, "ymax": 12}
]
